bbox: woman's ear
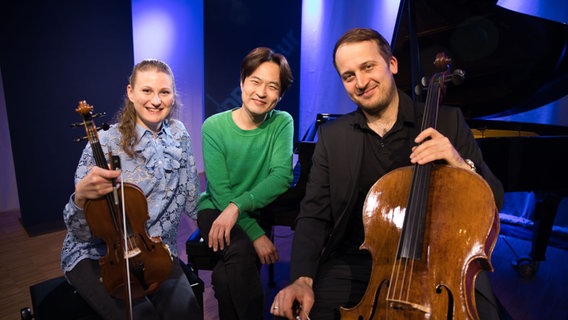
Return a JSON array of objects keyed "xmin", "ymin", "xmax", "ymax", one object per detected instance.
[{"xmin": 127, "ymin": 84, "xmax": 134, "ymax": 102}]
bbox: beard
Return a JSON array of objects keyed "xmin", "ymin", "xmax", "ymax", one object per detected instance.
[{"xmin": 355, "ymin": 81, "xmax": 397, "ymax": 116}]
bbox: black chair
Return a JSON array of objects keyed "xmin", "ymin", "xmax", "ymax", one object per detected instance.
[
  {"xmin": 20, "ymin": 276, "xmax": 99, "ymax": 320},
  {"xmin": 186, "ymin": 143, "xmax": 314, "ymax": 286},
  {"xmin": 186, "ymin": 114, "xmax": 340, "ymax": 286},
  {"xmin": 20, "ymin": 258, "xmax": 204, "ymax": 320}
]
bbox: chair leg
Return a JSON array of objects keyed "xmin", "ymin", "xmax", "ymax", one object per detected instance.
[
  {"xmin": 268, "ymin": 263, "xmax": 276, "ymax": 287},
  {"xmin": 178, "ymin": 258, "xmax": 205, "ymax": 317},
  {"xmin": 266, "ymin": 226, "xmax": 278, "ymax": 287}
]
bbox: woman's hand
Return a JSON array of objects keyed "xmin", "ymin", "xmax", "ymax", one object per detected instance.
[{"xmin": 74, "ymin": 166, "xmax": 121, "ymax": 209}]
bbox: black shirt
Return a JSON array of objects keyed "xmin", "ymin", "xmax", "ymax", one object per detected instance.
[{"xmin": 340, "ymin": 108, "xmax": 417, "ymax": 254}]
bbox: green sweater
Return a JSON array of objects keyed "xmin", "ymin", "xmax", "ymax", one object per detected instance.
[{"xmin": 198, "ymin": 108, "xmax": 294, "ymax": 240}]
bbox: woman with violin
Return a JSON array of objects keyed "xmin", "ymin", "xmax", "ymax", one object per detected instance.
[
  {"xmin": 271, "ymin": 28, "xmax": 505, "ymax": 320},
  {"xmin": 61, "ymin": 59, "xmax": 202, "ymax": 319}
]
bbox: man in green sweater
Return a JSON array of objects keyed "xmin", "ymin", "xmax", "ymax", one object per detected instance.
[{"xmin": 197, "ymin": 47, "xmax": 294, "ymax": 320}]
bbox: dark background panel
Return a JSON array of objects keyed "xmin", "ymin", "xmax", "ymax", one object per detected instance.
[
  {"xmin": 0, "ymin": 0, "xmax": 135, "ymax": 235},
  {"xmin": 203, "ymin": 0, "xmax": 302, "ymax": 142}
]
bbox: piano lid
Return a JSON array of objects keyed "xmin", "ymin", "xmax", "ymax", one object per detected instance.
[{"xmin": 391, "ymin": 0, "xmax": 568, "ymax": 119}]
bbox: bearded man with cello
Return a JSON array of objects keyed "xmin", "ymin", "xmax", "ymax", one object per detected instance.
[
  {"xmin": 271, "ymin": 28, "xmax": 505, "ymax": 320},
  {"xmin": 61, "ymin": 59, "xmax": 202, "ymax": 319}
]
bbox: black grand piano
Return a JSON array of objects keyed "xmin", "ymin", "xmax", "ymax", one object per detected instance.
[
  {"xmin": 390, "ymin": 0, "xmax": 568, "ymax": 278},
  {"xmin": 265, "ymin": 0, "xmax": 568, "ymax": 279}
]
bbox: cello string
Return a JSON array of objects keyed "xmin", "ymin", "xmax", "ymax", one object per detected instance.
[
  {"xmin": 403, "ymin": 74, "xmax": 443, "ymax": 300},
  {"xmin": 389, "ymin": 69, "xmax": 447, "ymax": 303},
  {"xmin": 402, "ymin": 84, "xmax": 431, "ymax": 298}
]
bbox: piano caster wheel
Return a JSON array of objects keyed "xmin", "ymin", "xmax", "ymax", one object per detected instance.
[
  {"xmin": 512, "ymin": 257, "xmax": 539, "ymax": 279},
  {"xmin": 20, "ymin": 307, "xmax": 33, "ymax": 320}
]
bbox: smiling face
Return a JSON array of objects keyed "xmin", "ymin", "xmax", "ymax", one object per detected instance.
[
  {"xmin": 334, "ymin": 40, "xmax": 399, "ymax": 116},
  {"xmin": 127, "ymin": 69, "xmax": 175, "ymax": 133},
  {"xmin": 240, "ymin": 61, "xmax": 282, "ymax": 118}
]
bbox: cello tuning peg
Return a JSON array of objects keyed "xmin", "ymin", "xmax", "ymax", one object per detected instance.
[
  {"xmin": 92, "ymin": 112, "xmax": 106, "ymax": 119},
  {"xmin": 415, "ymin": 84, "xmax": 425, "ymax": 96},
  {"xmin": 415, "ymin": 76, "xmax": 430, "ymax": 96},
  {"xmin": 451, "ymin": 69, "xmax": 466, "ymax": 85}
]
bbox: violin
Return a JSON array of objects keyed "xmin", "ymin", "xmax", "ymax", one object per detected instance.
[
  {"xmin": 75, "ymin": 100, "xmax": 173, "ymax": 317},
  {"xmin": 340, "ymin": 54, "xmax": 499, "ymax": 319}
]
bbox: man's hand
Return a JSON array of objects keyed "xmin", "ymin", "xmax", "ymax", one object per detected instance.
[
  {"xmin": 271, "ymin": 277, "xmax": 314, "ymax": 320},
  {"xmin": 208, "ymin": 202, "xmax": 239, "ymax": 252},
  {"xmin": 253, "ymin": 234, "xmax": 279, "ymax": 264},
  {"xmin": 410, "ymin": 127, "xmax": 469, "ymax": 169}
]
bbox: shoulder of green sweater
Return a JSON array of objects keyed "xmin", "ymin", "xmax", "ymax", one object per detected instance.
[
  {"xmin": 272, "ymin": 109, "xmax": 291, "ymax": 117},
  {"xmin": 270, "ymin": 109, "xmax": 293, "ymax": 124},
  {"xmin": 202, "ymin": 109, "xmax": 234, "ymax": 128}
]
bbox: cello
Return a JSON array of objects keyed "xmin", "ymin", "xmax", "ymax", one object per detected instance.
[
  {"xmin": 340, "ymin": 53, "xmax": 500, "ymax": 319},
  {"xmin": 75, "ymin": 100, "xmax": 173, "ymax": 318}
]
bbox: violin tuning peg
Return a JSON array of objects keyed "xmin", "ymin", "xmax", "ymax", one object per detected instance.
[
  {"xmin": 72, "ymin": 136, "xmax": 88, "ymax": 143},
  {"xmin": 92, "ymin": 112, "xmax": 107, "ymax": 119},
  {"xmin": 98, "ymin": 123, "xmax": 110, "ymax": 131}
]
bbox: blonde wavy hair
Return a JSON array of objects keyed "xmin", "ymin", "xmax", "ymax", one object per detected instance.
[{"xmin": 116, "ymin": 59, "xmax": 180, "ymax": 158}]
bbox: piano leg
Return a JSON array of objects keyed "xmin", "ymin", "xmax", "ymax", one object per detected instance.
[{"xmin": 513, "ymin": 192, "xmax": 561, "ymax": 278}]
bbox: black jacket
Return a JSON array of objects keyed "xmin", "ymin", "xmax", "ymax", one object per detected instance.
[{"xmin": 289, "ymin": 90, "xmax": 504, "ymax": 281}]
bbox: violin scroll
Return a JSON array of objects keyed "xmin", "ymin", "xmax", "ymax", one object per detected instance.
[
  {"xmin": 75, "ymin": 100, "xmax": 93, "ymax": 116},
  {"xmin": 71, "ymin": 101, "xmax": 109, "ymax": 141}
]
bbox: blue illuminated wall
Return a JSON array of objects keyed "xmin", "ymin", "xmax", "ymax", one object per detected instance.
[
  {"xmin": 298, "ymin": 0, "xmax": 400, "ymax": 137},
  {"xmin": 131, "ymin": 0, "xmax": 205, "ymax": 171}
]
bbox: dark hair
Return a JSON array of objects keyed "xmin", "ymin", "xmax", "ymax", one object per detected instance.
[
  {"xmin": 240, "ymin": 47, "xmax": 293, "ymax": 98},
  {"xmin": 118, "ymin": 59, "xmax": 179, "ymax": 158},
  {"xmin": 332, "ymin": 28, "xmax": 393, "ymax": 71}
]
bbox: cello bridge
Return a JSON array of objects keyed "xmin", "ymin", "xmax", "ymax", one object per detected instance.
[{"xmin": 387, "ymin": 298, "xmax": 431, "ymax": 314}]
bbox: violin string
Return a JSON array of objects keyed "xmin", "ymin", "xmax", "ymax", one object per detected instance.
[
  {"xmin": 90, "ymin": 122, "xmax": 121, "ymax": 232},
  {"xmin": 119, "ymin": 170, "xmax": 134, "ymax": 317}
]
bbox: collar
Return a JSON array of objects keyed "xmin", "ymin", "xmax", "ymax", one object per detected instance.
[
  {"xmin": 135, "ymin": 119, "xmax": 171, "ymax": 142},
  {"xmin": 352, "ymin": 89, "xmax": 417, "ymax": 131}
]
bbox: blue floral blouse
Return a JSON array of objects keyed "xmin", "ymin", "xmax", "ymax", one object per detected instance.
[{"xmin": 61, "ymin": 119, "xmax": 199, "ymax": 273}]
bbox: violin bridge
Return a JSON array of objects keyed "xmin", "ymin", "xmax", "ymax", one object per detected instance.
[{"xmin": 125, "ymin": 247, "xmax": 141, "ymax": 259}]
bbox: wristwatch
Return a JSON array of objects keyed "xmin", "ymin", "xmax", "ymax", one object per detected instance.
[{"xmin": 464, "ymin": 159, "xmax": 476, "ymax": 172}]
